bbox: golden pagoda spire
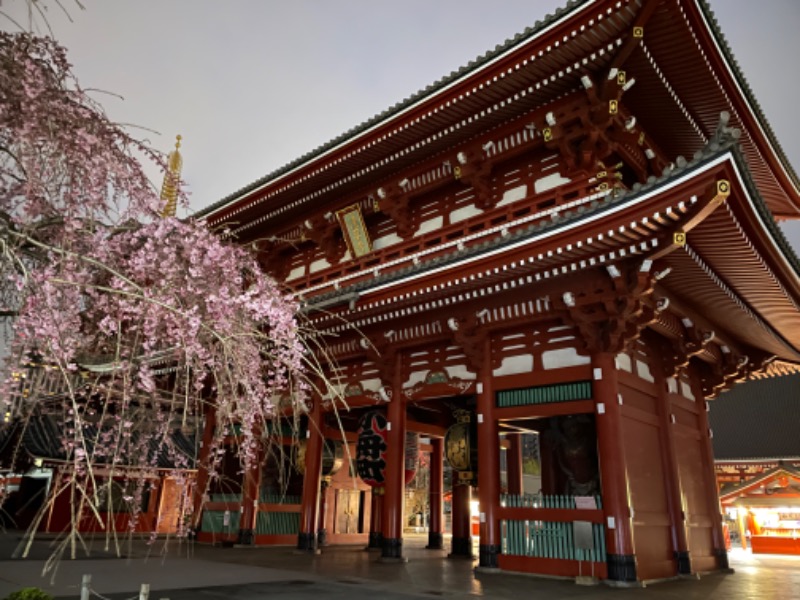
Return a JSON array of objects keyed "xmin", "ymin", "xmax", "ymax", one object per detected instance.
[{"xmin": 159, "ymin": 134, "xmax": 183, "ymax": 218}]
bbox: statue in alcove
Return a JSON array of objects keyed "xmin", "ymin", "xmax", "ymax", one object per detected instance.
[{"xmin": 548, "ymin": 415, "xmax": 600, "ymax": 496}]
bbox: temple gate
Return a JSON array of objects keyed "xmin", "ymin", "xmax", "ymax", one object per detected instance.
[{"xmin": 195, "ymin": 0, "xmax": 800, "ymax": 584}]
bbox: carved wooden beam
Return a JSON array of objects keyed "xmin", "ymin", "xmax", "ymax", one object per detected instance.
[
  {"xmin": 302, "ymin": 214, "xmax": 346, "ymax": 263},
  {"xmin": 453, "ymin": 146, "xmax": 495, "ymax": 210},
  {"xmin": 360, "ymin": 334, "xmax": 401, "ymax": 387},
  {"xmin": 648, "ymin": 178, "xmax": 732, "ymax": 261},
  {"xmin": 556, "ymin": 261, "xmax": 657, "ymax": 354},
  {"xmin": 537, "ymin": 74, "xmax": 668, "ymax": 182},
  {"xmin": 255, "ymin": 239, "xmax": 292, "ymax": 281},
  {"xmin": 445, "ymin": 312, "xmax": 489, "ymax": 374},
  {"xmin": 376, "ymin": 184, "xmax": 415, "ymax": 239}
]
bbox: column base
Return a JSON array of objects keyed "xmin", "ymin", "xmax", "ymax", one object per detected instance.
[
  {"xmin": 365, "ymin": 531, "xmax": 383, "ymax": 551},
  {"xmin": 713, "ymin": 548, "xmax": 734, "ymax": 573},
  {"xmin": 317, "ymin": 528, "xmax": 328, "ymax": 547},
  {"xmin": 607, "ymin": 553, "xmax": 637, "ymax": 582},
  {"xmin": 236, "ymin": 529, "xmax": 255, "ymax": 546},
  {"xmin": 380, "ymin": 537, "xmax": 407, "ymax": 562},
  {"xmin": 479, "ymin": 544, "xmax": 501, "ymax": 568},
  {"xmin": 296, "ymin": 531, "xmax": 317, "ymax": 552},
  {"xmin": 675, "ymin": 550, "xmax": 692, "ymax": 575},
  {"xmin": 425, "ymin": 532, "xmax": 444, "ymax": 550},
  {"xmin": 449, "ymin": 536, "xmax": 474, "ymax": 558}
]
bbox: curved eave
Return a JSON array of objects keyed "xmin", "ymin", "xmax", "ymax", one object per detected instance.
[
  {"xmin": 616, "ymin": 0, "xmax": 800, "ymax": 220},
  {"xmin": 197, "ymin": 0, "xmax": 598, "ymax": 223},
  {"xmin": 659, "ymin": 148, "xmax": 800, "ymax": 358},
  {"xmin": 199, "ymin": 0, "xmax": 800, "ymax": 242},
  {"xmin": 718, "ymin": 465, "xmax": 800, "ymax": 502},
  {"xmin": 306, "ymin": 147, "xmax": 800, "ymax": 363},
  {"xmin": 694, "ymin": 0, "xmax": 800, "ymax": 213}
]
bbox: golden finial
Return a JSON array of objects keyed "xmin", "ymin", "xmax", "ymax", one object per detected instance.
[{"xmin": 159, "ymin": 134, "xmax": 184, "ymax": 218}]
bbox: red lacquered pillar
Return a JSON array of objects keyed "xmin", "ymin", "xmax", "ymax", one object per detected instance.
[
  {"xmin": 191, "ymin": 408, "xmax": 216, "ymax": 533},
  {"xmin": 654, "ymin": 363, "xmax": 691, "ymax": 575},
  {"xmin": 695, "ymin": 383, "xmax": 730, "ymax": 571},
  {"xmin": 366, "ymin": 489, "xmax": 383, "ymax": 550},
  {"xmin": 477, "ymin": 336, "xmax": 501, "ymax": 568},
  {"xmin": 297, "ymin": 398, "xmax": 323, "ymax": 552},
  {"xmin": 381, "ymin": 353, "xmax": 407, "ymax": 561},
  {"xmin": 449, "ymin": 481, "xmax": 473, "ymax": 558},
  {"xmin": 426, "ymin": 438, "xmax": 444, "ymax": 550},
  {"xmin": 317, "ymin": 478, "xmax": 330, "ymax": 546},
  {"xmin": 507, "ymin": 434, "xmax": 524, "ymax": 496},
  {"xmin": 237, "ymin": 444, "xmax": 263, "ymax": 545},
  {"xmin": 593, "ymin": 352, "xmax": 637, "ymax": 582}
]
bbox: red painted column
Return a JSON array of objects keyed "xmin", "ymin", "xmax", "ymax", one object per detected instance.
[
  {"xmin": 366, "ymin": 489, "xmax": 383, "ymax": 550},
  {"xmin": 449, "ymin": 481, "xmax": 473, "ymax": 558},
  {"xmin": 317, "ymin": 479, "xmax": 330, "ymax": 546},
  {"xmin": 506, "ymin": 434, "xmax": 524, "ymax": 496},
  {"xmin": 381, "ymin": 353, "xmax": 407, "ymax": 560},
  {"xmin": 654, "ymin": 363, "xmax": 691, "ymax": 574},
  {"xmin": 593, "ymin": 352, "xmax": 637, "ymax": 582},
  {"xmin": 191, "ymin": 408, "xmax": 216, "ymax": 533},
  {"xmin": 297, "ymin": 398, "xmax": 323, "ymax": 552},
  {"xmin": 477, "ymin": 336, "xmax": 501, "ymax": 568},
  {"xmin": 426, "ymin": 438, "xmax": 444, "ymax": 550},
  {"xmin": 696, "ymin": 389, "xmax": 730, "ymax": 570},
  {"xmin": 237, "ymin": 446, "xmax": 263, "ymax": 545}
]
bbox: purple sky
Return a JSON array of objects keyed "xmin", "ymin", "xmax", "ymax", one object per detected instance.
[{"xmin": 3, "ymin": 0, "xmax": 799, "ymax": 245}]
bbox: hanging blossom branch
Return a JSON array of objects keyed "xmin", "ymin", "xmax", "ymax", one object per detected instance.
[{"xmin": 0, "ymin": 31, "xmax": 331, "ymax": 559}]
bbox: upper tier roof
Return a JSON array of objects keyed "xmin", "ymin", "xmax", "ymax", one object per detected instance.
[{"xmin": 199, "ymin": 0, "xmax": 800, "ymax": 229}]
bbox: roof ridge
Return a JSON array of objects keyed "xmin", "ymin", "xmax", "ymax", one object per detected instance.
[
  {"xmin": 195, "ymin": 0, "xmax": 591, "ymax": 219},
  {"xmin": 695, "ymin": 0, "xmax": 800, "ymax": 194}
]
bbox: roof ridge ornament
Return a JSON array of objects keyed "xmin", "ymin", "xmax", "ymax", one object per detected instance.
[{"xmin": 708, "ymin": 111, "xmax": 741, "ymax": 151}]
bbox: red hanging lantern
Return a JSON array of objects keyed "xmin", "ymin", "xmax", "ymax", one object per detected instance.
[
  {"xmin": 356, "ymin": 410, "xmax": 389, "ymax": 487},
  {"xmin": 356, "ymin": 410, "xmax": 420, "ymax": 487},
  {"xmin": 445, "ymin": 409, "xmax": 477, "ymax": 485}
]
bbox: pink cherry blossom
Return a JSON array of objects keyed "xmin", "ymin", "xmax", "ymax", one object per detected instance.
[{"xmin": 0, "ymin": 32, "xmax": 321, "ymax": 556}]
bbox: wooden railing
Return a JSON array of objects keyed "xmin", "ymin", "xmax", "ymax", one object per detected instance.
[
  {"xmin": 498, "ymin": 493, "xmax": 607, "ymax": 578},
  {"xmin": 199, "ymin": 493, "xmax": 301, "ymax": 537}
]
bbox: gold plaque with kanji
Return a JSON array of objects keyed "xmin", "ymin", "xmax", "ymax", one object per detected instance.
[{"xmin": 337, "ymin": 204, "xmax": 373, "ymax": 258}]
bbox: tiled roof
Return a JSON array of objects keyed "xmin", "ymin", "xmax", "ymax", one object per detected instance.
[
  {"xmin": 710, "ymin": 373, "xmax": 800, "ymax": 460},
  {"xmin": 303, "ymin": 135, "xmax": 800, "ymax": 311},
  {"xmin": 196, "ymin": 0, "xmax": 799, "ymax": 220},
  {"xmin": 195, "ymin": 0, "xmax": 591, "ymax": 219},
  {"xmin": 718, "ymin": 464, "xmax": 800, "ymax": 500}
]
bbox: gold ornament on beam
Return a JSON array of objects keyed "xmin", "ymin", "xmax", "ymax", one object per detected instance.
[
  {"xmin": 715, "ymin": 180, "xmax": 731, "ymax": 204},
  {"xmin": 159, "ymin": 135, "xmax": 183, "ymax": 218}
]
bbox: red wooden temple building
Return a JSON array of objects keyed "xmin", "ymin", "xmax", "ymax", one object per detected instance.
[
  {"xmin": 195, "ymin": 0, "xmax": 800, "ymax": 584},
  {"xmin": 710, "ymin": 374, "xmax": 800, "ymax": 555}
]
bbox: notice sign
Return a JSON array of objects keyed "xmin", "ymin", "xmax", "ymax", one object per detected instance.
[
  {"xmin": 573, "ymin": 520, "xmax": 594, "ymax": 551},
  {"xmin": 574, "ymin": 496, "xmax": 597, "ymax": 510}
]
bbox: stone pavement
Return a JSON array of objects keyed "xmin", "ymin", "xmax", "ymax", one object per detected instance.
[{"xmin": 1, "ymin": 533, "xmax": 799, "ymax": 599}]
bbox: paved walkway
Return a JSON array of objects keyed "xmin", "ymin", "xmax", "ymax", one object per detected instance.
[{"xmin": 1, "ymin": 533, "xmax": 799, "ymax": 599}]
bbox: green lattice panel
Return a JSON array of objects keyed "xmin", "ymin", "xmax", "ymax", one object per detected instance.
[
  {"xmin": 496, "ymin": 381, "xmax": 592, "ymax": 408},
  {"xmin": 256, "ymin": 511, "xmax": 300, "ymax": 535}
]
